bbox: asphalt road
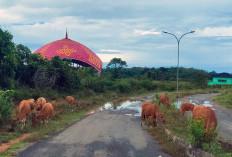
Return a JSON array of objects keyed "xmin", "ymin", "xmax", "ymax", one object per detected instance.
[{"xmin": 17, "ymin": 107, "xmax": 171, "ymax": 157}]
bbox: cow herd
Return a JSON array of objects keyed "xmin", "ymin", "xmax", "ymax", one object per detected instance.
[
  {"xmin": 141, "ymin": 94, "xmax": 218, "ymax": 133},
  {"xmin": 10, "ymin": 96, "xmax": 77, "ymax": 131},
  {"xmin": 11, "ymin": 93, "xmax": 217, "ymax": 134}
]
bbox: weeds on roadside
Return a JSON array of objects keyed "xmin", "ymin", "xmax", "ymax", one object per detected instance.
[
  {"xmin": 188, "ymin": 118, "xmax": 222, "ymax": 155},
  {"xmin": 148, "ymin": 124, "xmax": 188, "ymax": 157}
]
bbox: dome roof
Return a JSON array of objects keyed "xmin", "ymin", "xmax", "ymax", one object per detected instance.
[{"xmin": 34, "ymin": 33, "xmax": 102, "ymax": 71}]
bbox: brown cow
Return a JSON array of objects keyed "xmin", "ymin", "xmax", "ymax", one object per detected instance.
[
  {"xmin": 49, "ymin": 101, "xmax": 56, "ymax": 106},
  {"xmin": 192, "ymin": 105, "xmax": 217, "ymax": 133},
  {"xmin": 26, "ymin": 98, "xmax": 36, "ymax": 110},
  {"xmin": 32, "ymin": 103, "xmax": 54, "ymax": 125},
  {"xmin": 18, "ymin": 99, "xmax": 36, "ymax": 113},
  {"xmin": 180, "ymin": 103, "xmax": 195, "ymax": 115},
  {"xmin": 12, "ymin": 101, "xmax": 31, "ymax": 130},
  {"xmin": 66, "ymin": 96, "xmax": 78, "ymax": 105},
  {"xmin": 35, "ymin": 97, "xmax": 46, "ymax": 111},
  {"xmin": 141, "ymin": 102, "xmax": 165, "ymax": 127},
  {"xmin": 18, "ymin": 100, "xmax": 28, "ymax": 113},
  {"xmin": 159, "ymin": 94, "xmax": 170, "ymax": 108}
]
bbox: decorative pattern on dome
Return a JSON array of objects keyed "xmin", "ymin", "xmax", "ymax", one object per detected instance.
[
  {"xmin": 40, "ymin": 44, "xmax": 51, "ymax": 59},
  {"xmin": 56, "ymin": 45, "xmax": 76, "ymax": 56},
  {"xmin": 80, "ymin": 45, "xmax": 101, "ymax": 70}
]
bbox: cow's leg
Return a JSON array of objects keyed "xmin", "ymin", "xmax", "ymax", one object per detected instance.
[
  {"xmin": 21, "ymin": 118, "xmax": 26, "ymax": 129},
  {"xmin": 153, "ymin": 115, "xmax": 157, "ymax": 126},
  {"xmin": 141, "ymin": 114, "xmax": 146, "ymax": 127}
]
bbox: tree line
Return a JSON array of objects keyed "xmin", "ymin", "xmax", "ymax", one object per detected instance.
[{"xmin": 0, "ymin": 27, "xmax": 216, "ymax": 92}]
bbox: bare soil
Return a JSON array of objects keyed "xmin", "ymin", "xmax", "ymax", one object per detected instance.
[{"xmin": 0, "ymin": 133, "xmax": 32, "ymax": 152}]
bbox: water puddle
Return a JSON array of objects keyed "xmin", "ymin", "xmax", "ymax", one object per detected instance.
[
  {"xmin": 100, "ymin": 100, "xmax": 142, "ymax": 117},
  {"xmin": 99, "ymin": 102, "xmax": 114, "ymax": 111},
  {"xmin": 174, "ymin": 99, "xmax": 215, "ymax": 110}
]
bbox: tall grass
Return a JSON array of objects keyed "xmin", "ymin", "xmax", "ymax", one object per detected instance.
[{"xmin": 212, "ymin": 88, "xmax": 232, "ymax": 109}]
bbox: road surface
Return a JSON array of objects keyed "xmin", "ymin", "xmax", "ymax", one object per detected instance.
[{"xmin": 17, "ymin": 98, "xmax": 170, "ymax": 157}]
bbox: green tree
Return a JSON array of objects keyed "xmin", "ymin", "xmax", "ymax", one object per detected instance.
[
  {"xmin": 16, "ymin": 53, "xmax": 46, "ymax": 87},
  {"xmin": 192, "ymin": 70, "xmax": 208, "ymax": 88},
  {"xmin": 48, "ymin": 56, "xmax": 80, "ymax": 91},
  {"xmin": 15, "ymin": 44, "xmax": 31, "ymax": 63},
  {"xmin": 107, "ymin": 58, "xmax": 127, "ymax": 69},
  {"xmin": 106, "ymin": 58, "xmax": 127, "ymax": 79},
  {"xmin": 0, "ymin": 28, "xmax": 19, "ymax": 89}
]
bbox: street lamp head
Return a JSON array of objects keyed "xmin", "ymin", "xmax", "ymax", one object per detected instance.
[
  {"xmin": 190, "ymin": 30, "xmax": 195, "ymax": 33},
  {"xmin": 163, "ymin": 31, "xmax": 168, "ymax": 33}
]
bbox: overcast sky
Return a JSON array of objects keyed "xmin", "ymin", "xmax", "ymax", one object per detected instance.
[{"xmin": 1, "ymin": 0, "xmax": 232, "ymax": 72}]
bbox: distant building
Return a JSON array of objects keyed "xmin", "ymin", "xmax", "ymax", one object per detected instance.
[{"xmin": 208, "ymin": 73, "xmax": 232, "ymax": 85}]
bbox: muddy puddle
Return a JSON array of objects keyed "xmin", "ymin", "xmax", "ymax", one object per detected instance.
[
  {"xmin": 99, "ymin": 100, "xmax": 142, "ymax": 117},
  {"xmin": 175, "ymin": 99, "xmax": 214, "ymax": 110}
]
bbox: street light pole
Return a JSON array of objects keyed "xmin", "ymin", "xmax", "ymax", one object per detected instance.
[{"xmin": 163, "ymin": 31, "xmax": 195, "ymax": 94}]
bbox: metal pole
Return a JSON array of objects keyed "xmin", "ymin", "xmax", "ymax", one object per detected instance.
[
  {"xmin": 177, "ymin": 41, "xmax": 180, "ymax": 93},
  {"xmin": 163, "ymin": 31, "xmax": 195, "ymax": 94}
]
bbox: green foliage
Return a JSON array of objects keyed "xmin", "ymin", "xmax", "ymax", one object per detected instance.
[
  {"xmin": 16, "ymin": 54, "xmax": 46, "ymax": 88},
  {"xmin": 188, "ymin": 118, "xmax": 222, "ymax": 155},
  {"xmin": 155, "ymin": 81, "xmax": 176, "ymax": 91},
  {"xmin": 106, "ymin": 58, "xmax": 127, "ymax": 69},
  {"xmin": 106, "ymin": 58, "xmax": 127, "ymax": 79},
  {"xmin": 202, "ymin": 140, "xmax": 222, "ymax": 155},
  {"xmin": 192, "ymin": 70, "xmax": 208, "ymax": 89},
  {"xmin": 212, "ymin": 88, "xmax": 232, "ymax": 109},
  {"xmin": 140, "ymin": 79, "xmax": 157, "ymax": 91},
  {"xmin": 15, "ymin": 44, "xmax": 31, "ymax": 62},
  {"xmin": 114, "ymin": 79, "xmax": 132, "ymax": 93},
  {"xmin": 81, "ymin": 76, "xmax": 113, "ymax": 93},
  {"xmin": 0, "ymin": 90, "xmax": 14, "ymax": 126},
  {"xmin": 0, "ymin": 28, "xmax": 19, "ymax": 89},
  {"xmin": 188, "ymin": 118, "xmax": 206, "ymax": 147}
]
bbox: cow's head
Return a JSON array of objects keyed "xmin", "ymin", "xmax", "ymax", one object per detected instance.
[{"xmin": 157, "ymin": 112, "xmax": 165, "ymax": 123}]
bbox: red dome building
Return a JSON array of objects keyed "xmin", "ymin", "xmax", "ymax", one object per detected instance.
[{"xmin": 34, "ymin": 32, "xmax": 102, "ymax": 72}]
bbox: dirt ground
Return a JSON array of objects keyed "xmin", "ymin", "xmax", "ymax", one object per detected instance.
[{"xmin": 0, "ymin": 133, "xmax": 32, "ymax": 153}]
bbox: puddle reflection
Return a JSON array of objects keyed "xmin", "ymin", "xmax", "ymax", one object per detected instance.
[
  {"xmin": 100, "ymin": 100, "xmax": 142, "ymax": 117},
  {"xmin": 174, "ymin": 99, "xmax": 214, "ymax": 109}
]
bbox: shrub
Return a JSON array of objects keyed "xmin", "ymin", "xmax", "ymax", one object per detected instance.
[
  {"xmin": 154, "ymin": 81, "xmax": 176, "ymax": 91},
  {"xmin": 188, "ymin": 118, "xmax": 222, "ymax": 155},
  {"xmin": 202, "ymin": 140, "xmax": 222, "ymax": 155},
  {"xmin": 0, "ymin": 90, "xmax": 14, "ymax": 127},
  {"xmin": 188, "ymin": 118, "xmax": 206, "ymax": 147},
  {"xmin": 81, "ymin": 76, "xmax": 113, "ymax": 93},
  {"xmin": 140, "ymin": 79, "xmax": 157, "ymax": 91},
  {"xmin": 129, "ymin": 78, "xmax": 142, "ymax": 91},
  {"xmin": 114, "ymin": 79, "xmax": 132, "ymax": 93}
]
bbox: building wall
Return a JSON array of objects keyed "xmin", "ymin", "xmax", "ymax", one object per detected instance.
[{"xmin": 208, "ymin": 77, "xmax": 232, "ymax": 85}]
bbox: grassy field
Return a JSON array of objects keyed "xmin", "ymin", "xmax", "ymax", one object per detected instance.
[{"xmin": 212, "ymin": 88, "xmax": 232, "ymax": 109}]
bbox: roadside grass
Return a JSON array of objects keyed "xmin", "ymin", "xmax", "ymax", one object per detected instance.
[
  {"xmin": 0, "ymin": 130, "xmax": 21, "ymax": 144},
  {"xmin": 148, "ymin": 125, "xmax": 188, "ymax": 157},
  {"xmin": 0, "ymin": 142, "xmax": 29, "ymax": 157},
  {"xmin": 157, "ymin": 104, "xmax": 189, "ymax": 139},
  {"xmin": 168, "ymin": 87, "xmax": 223, "ymax": 103},
  {"xmin": 212, "ymin": 88, "xmax": 232, "ymax": 109}
]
